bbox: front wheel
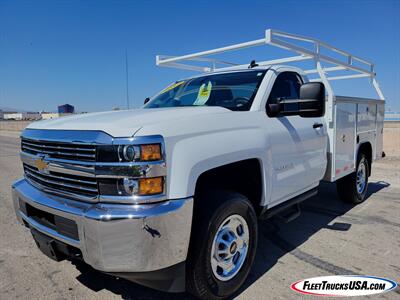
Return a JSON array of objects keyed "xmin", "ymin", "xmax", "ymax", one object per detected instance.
[
  {"xmin": 337, "ymin": 153, "xmax": 369, "ymax": 204},
  {"xmin": 186, "ymin": 190, "xmax": 258, "ymax": 300}
]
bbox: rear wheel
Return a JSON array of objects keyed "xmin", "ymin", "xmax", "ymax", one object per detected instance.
[
  {"xmin": 337, "ymin": 153, "xmax": 369, "ymax": 204},
  {"xmin": 186, "ymin": 190, "xmax": 257, "ymax": 300}
]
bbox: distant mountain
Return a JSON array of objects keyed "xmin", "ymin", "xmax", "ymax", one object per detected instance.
[{"xmin": 0, "ymin": 106, "xmax": 28, "ymax": 112}]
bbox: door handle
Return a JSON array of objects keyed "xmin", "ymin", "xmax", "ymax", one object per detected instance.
[{"xmin": 313, "ymin": 123, "xmax": 323, "ymax": 129}]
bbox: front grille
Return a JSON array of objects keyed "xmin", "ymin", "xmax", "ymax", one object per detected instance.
[
  {"xmin": 21, "ymin": 138, "xmax": 96, "ymax": 162},
  {"xmin": 24, "ymin": 164, "xmax": 98, "ymax": 198}
]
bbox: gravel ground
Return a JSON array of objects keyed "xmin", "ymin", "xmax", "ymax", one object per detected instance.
[{"xmin": 0, "ymin": 134, "xmax": 399, "ymax": 299}]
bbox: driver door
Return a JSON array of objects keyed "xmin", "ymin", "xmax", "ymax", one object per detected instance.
[{"xmin": 264, "ymin": 71, "xmax": 326, "ymax": 205}]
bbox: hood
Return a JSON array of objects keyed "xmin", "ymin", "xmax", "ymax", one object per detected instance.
[{"xmin": 27, "ymin": 107, "xmax": 230, "ymax": 137}]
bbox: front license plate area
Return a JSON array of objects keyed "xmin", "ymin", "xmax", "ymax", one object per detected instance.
[{"xmin": 31, "ymin": 228, "xmax": 65, "ymax": 261}]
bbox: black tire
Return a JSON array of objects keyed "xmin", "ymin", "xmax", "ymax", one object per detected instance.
[
  {"xmin": 336, "ymin": 153, "xmax": 369, "ymax": 204},
  {"xmin": 186, "ymin": 190, "xmax": 258, "ymax": 300}
]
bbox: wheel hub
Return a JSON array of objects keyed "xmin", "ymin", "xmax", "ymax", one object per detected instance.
[
  {"xmin": 356, "ymin": 160, "xmax": 367, "ymax": 194},
  {"xmin": 211, "ymin": 214, "xmax": 249, "ymax": 281}
]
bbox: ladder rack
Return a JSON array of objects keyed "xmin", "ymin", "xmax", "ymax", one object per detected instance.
[{"xmin": 156, "ymin": 29, "xmax": 385, "ymax": 113}]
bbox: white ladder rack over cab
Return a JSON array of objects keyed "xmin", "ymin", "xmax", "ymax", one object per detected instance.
[
  {"xmin": 156, "ymin": 29, "xmax": 385, "ymax": 117},
  {"xmin": 156, "ymin": 29, "xmax": 385, "ymax": 182}
]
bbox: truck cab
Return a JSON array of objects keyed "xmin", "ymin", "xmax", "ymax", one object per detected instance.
[{"xmin": 11, "ymin": 30, "xmax": 384, "ymax": 300}]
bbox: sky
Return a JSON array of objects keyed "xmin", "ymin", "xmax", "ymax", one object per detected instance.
[{"xmin": 0, "ymin": 0, "xmax": 399, "ymax": 112}]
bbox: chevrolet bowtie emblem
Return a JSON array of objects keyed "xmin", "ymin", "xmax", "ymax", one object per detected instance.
[{"xmin": 35, "ymin": 157, "xmax": 49, "ymax": 172}]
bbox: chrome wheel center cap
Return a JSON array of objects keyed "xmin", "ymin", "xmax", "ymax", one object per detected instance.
[{"xmin": 210, "ymin": 214, "xmax": 250, "ymax": 281}]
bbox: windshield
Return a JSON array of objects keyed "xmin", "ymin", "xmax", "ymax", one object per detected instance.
[{"xmin": 144, "ymin": 70, "xmax": 266, "ymax": 111}]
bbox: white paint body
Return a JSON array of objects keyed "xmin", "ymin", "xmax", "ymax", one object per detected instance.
[{"xmin": 27, "ymin": 65, "xmax": 384, "ymax": 209}]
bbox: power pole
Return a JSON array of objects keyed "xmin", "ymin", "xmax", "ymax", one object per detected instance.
[{"xmin": 125, "ymin": 49, "xmax": 130, "ymax": 109}]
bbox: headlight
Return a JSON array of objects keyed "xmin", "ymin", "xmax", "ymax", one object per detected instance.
[
  {"xmin": 97, "ymin": 143, "xmax": 162, "ymax": 162},
  {"xmin": 119, "ymin": 177, "xmax": 139, "ymax": 195},
  {"xmin": 96, "ymin": 139, "xmax": 165, "ymax": 201},
  {"xmin": 99, "ymin": 176, "xmax": 164, "ymax": 197},
  {"xmin": 119, "ymin": 177, "xmax": 164, "ymax": 196},
  {"xmin": 118, "ymin": 145, "xmax": 140, "ymax": 161}
]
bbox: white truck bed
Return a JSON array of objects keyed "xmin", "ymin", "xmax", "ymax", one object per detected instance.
[{"xmin": 324, "ymin": 96, "xmax": 385, "ymax": 181}]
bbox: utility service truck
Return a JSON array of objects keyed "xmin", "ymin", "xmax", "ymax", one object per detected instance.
[{"xmin": 12, "ymin": 30, "xmax": 385, "ymax": 299}]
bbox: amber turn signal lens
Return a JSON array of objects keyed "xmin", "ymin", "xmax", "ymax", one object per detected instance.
[
  {"xmin": 140, "ymin": 144, "xmax": 162, "ymax": 161},
  {"xmin": 138, "ymin": 177, "xmax": 163, "ymax": 195}
]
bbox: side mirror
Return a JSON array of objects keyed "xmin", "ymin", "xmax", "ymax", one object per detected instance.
[
  {"xmin": 144, "ymin": 97, "xmax": 150, "ymax": 105},
  {"xmin": 267, "ymin": 82, "xmax": 325, "ymax": 118},
  {"xmin": 298, "ymin": 82, "xmax": 325, "ymax": 118}
]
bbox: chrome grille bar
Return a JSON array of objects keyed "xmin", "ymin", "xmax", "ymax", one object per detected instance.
[
  {"xmin": 21, "ymin": 138, "xmax": 96, "ymax": 162},
  {"xmin": 22, "ymin": 144, "xmax": 96, "ymax": 159},
  {"xmin": 22, "ymin": 140, "xmax": 95, "ymax": 152},
  {"xmin": 24, "ymin": 164, "xmax": 97, "ymax": 187},
  {"xmin": 24, "ymin": 166, "xmax": 98, "ymax": 196}
]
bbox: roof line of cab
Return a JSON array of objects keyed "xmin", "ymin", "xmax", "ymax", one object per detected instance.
[{"xmin": 178, "ymin": 65, "xmax": 306, "ymax": 81}]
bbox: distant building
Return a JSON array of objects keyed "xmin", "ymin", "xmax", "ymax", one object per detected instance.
[
  {"xmin": 41, "ymin": 112, "xmax": 60, "ymax": 120},
  {"xmin": 4, "ymin": 112, "xmax": 41, "ymax": 120},
  {"xmin": 58, "ymin": 104, "xmax": 75, "ymax": 114}
]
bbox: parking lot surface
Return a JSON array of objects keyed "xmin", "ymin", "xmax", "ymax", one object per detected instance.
[{"xmin": 0, "ymin": 134, "xmax": 399, "ymax": 299}]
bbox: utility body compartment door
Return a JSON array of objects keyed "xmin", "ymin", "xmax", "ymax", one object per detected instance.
[
  {"xmin": 375, "ymin": 104, "xmax": 385, "ymax": 160},
  {"xmin": 357, "ymin": 103, "xmax": 377, "ymax": 158},
  {"xmin": 330, "ymin": 97, "xmax": 383, "ymax": 181},
  {"xmin": 334, "ymin": 102, "xmax": 357, "ymax": 178}
]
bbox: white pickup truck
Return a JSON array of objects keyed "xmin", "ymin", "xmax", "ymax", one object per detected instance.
[{"xmin": 12, "ymin": 30, "xmax": 385, "ymax": 299}]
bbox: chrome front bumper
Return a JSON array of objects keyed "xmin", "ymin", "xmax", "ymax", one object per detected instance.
[{"xmin": 12, "ymin": 178, "xmax": 193, "ymax": 273}]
